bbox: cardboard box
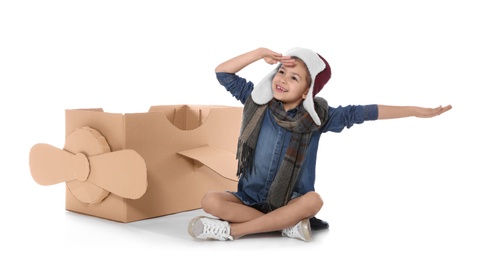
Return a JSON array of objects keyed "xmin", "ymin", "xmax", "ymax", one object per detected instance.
[{"xmin": 29, "ymin": 105, "xmax": 242, "ymax": 222}]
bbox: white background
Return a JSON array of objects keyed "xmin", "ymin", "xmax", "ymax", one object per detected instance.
[{"xmin": 1, "ymin": 0, "xmax": 496, "ymax": 259}]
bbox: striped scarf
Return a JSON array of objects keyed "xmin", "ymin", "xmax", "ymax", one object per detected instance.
[{"xmin": 236, "ymin": 96, "xmax": 328, "ymax": 210}]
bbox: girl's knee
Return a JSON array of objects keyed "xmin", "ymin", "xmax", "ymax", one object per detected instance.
[
  {"xmin": 200, "ymin": 191, "xmax": 215, "ymax": 212},
  {"xmin": 302, "ymin": 191, "xmax": 324, "ymax": 212},
  {"xmin": 200, "ymin": 191, "xmax": 226, "ymax": 215}
]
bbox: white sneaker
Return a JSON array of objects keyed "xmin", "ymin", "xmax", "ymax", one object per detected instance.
[
  {"xmin": 282, "ymin": 218, "xmax": 312, "ymax": 241},
  {"xmin": 188, "ymin": 216, "xmax": 233, "ymax": 241}
]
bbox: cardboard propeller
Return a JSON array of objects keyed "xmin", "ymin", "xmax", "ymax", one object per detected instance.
[{"xmin": 29, "ymin": 126, "xmax": 147, "ymax": 204}]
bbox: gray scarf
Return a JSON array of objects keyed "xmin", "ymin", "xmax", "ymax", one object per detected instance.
[{"xmin": 236, "ymin": 96, "xmax": 328, "ymax": 210}]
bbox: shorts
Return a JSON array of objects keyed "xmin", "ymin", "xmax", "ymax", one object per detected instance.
[{"xmin": 228, "ymin": 190, "xmax": 303, "ymax": 213}]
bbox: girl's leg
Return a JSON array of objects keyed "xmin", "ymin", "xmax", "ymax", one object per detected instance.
[
  {"xmin": 197, "ymin": 191, "xmax": 323, "ymax": 240},
  {"xmin": 201, "ymin": 191, "xmax": 265, "ymax": 222},
  {"xmin": 230, "ymin": 191, "xmax": 323, "ymax": 239}
]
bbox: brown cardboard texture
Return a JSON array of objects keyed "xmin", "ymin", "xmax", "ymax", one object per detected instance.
[{"xmin": 29, "ymin": 105, "xmax": 242, "ymax": 223}]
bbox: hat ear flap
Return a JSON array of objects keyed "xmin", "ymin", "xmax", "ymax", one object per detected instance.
[
  {"xmin": 251, "ymin": 66, "xmax": 279, "ymax": 105},
  {"xmin": 303, "ymin": 96, "xmax": 321, "ymax": 126}
]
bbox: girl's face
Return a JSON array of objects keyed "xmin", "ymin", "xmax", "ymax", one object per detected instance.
[{"xmin": 272, "ymin": 59, "xmax": 310, "ymax": 111}]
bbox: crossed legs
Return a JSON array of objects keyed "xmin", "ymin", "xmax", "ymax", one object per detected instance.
[{"xmin": 200, "ymin": 190, "xmax": 323, "ymax": 239}]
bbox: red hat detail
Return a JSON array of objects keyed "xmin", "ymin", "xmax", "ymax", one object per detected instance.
[{"xmin": 313, "ymin": 54, "xmax": 332, "ymax": 97}]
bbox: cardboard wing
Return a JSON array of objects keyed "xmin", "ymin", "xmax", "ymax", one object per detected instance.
[{"xmin": 177, "ymin": 145, "xmax": 238, "ymax": 182}]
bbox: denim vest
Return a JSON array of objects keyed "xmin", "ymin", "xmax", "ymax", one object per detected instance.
[{"xmin": 216, "ymin": 72, "xmax": 378, "ymax": 207}]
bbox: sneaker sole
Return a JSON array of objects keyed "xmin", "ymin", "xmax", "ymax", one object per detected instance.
[
  {"xmin": 188, "ymin": 216, "xmax": 207, "ymax": 238},
  {"xmin": 301, "ymin": 218, "xmax": 312, "ymax": 241}
]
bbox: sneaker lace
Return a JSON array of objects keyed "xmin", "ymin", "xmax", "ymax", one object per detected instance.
[
  {"xmin": 283, "ymin": 225, "xmax": 302, "ymax": 239},
  {"xmin": 204, "ymin": 221, "xmax": 230, "ymax": 240}
]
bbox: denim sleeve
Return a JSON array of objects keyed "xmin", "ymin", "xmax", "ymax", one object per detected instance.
[
  {"xmin": 216, "ymin": 72, "xmax": 254, "ymax": 105},
  {"xmin": 321, "ymin": 104, "xmax": 379, "ymax": 133}
]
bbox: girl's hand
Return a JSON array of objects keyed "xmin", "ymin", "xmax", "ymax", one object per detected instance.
[
  {"xmin": 259, "ymin": 48, "xmax": 295, "ymax": 66},
  {"xmin": 414, "ymin": 105, "xmax": 453, "ymax": 118}
]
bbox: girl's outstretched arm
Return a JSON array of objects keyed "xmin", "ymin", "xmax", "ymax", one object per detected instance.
[{"xmin": 378, "ymin": 104, "xmax": 452, "ymax": 119}]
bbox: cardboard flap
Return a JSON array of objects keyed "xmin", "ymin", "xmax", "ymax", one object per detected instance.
[
  {"xmin": 177, "ymin": 145, "xmax": 238, "ymax": 182},
  {"xmin": 173, "ymin": 107, "xmax": 202, "ymax": 130}
]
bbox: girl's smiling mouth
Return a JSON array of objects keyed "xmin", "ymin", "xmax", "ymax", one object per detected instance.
[{"xmin": 276, "ymin": 85, "xmax": 288, "ymax": 92}]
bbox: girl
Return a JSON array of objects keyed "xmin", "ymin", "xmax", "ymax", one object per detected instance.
[{"xmin": 188, "ymin": 47, "xmax": 452, "ymax": 241}]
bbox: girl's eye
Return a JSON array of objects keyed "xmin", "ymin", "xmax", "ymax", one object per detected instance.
[
  {"xmin": 291, "ymin": 76, "xmax": 298, "ymax": 81},
  {"xmin": 278, "ymin": 70, "xmax": 284, "ymax": 74}
]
